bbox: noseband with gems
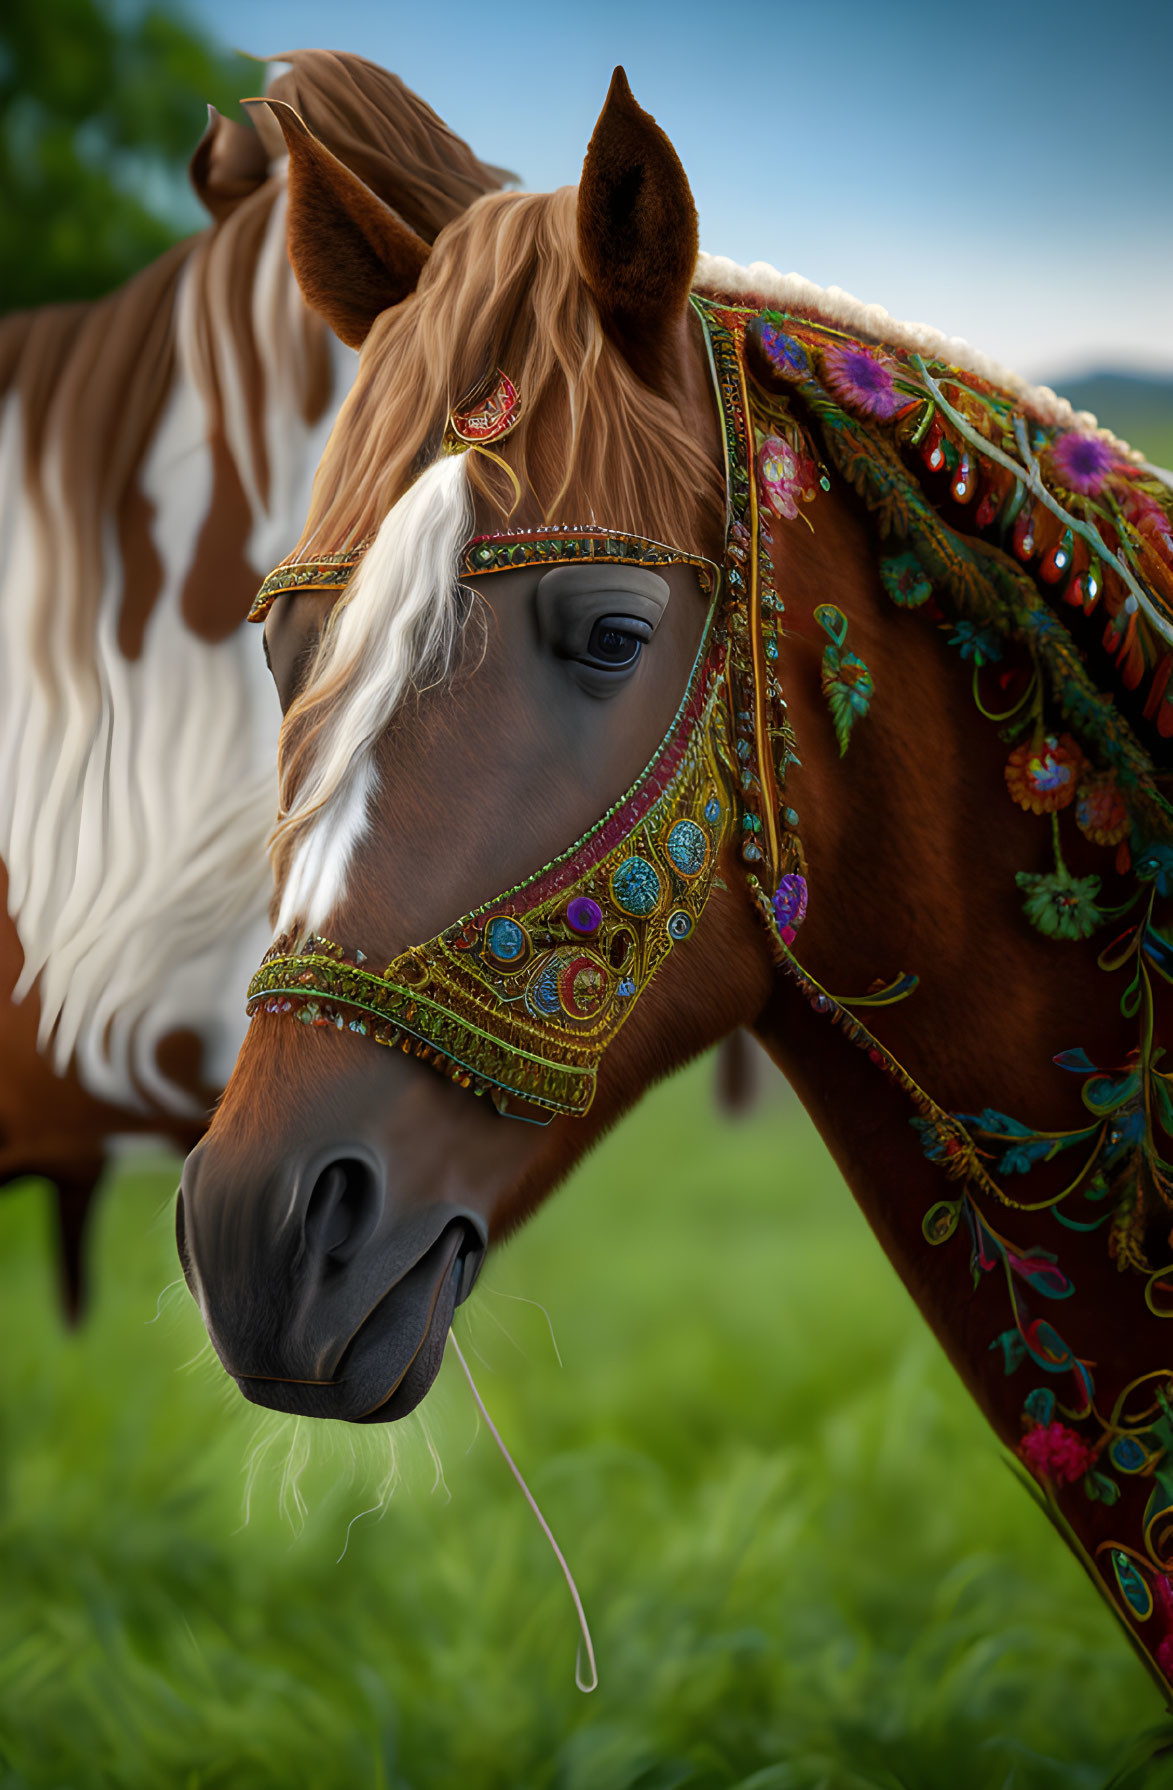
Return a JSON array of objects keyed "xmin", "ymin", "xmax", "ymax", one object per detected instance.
[{"xmin": 245, "ymin": 304, "xmax": 806, "ymax": 1119}]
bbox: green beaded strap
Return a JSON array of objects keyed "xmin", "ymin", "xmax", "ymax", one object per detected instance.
[
  {"xmin": 248, "ymin": 543, "xmax": 372, "ymax": 623},
  {"xmin": 247, "ymin": 951, "xmax": 594, "ymax": 1117},
  {"xmin": 461, "ymin": 527, "xmax": 717, "ymax": 595},
  {"xmin": 249, "ymin": 528, "xmax": 716, "ymax": 626}
]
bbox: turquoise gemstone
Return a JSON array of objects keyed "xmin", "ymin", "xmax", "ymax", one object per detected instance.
[
  {"xmin": 486, "ymin": 916, "xmax": 527, "ymax": 963},
  {"xmin": 527, "ymin": 959, "xmax": 562, "ymax": 1015},
  {"xmin": 612, "ymin": 856, "xmax": 662, "ymax": 917},
  {"xmin": 666, "ymin": 819, "xmax": 708, "ymax": 878}
]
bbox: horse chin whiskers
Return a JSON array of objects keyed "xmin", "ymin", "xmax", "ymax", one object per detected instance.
[{"xmin": 236, "ymin": 1399, "xmax": 452, "ymax": 1543}]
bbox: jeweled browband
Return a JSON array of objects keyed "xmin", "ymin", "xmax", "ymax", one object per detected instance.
[
  {"xmin": 248, "ymin": 528, "xmax": 715, "ymax": 624},
  {"xmin": 245, "ymin": 302, "xmax": 806, "ymax": 1118}
]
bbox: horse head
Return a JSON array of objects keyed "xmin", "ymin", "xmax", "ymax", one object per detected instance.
[
  {"xmin": 178, "ymin": 71, "xmax": 779, "ymax": 1422},
  {"xmin": 175, "ymin": 61, "xmax": 1173, "ymax": 1700}
]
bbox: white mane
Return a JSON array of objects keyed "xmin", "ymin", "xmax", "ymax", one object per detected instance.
[{"xmin": 0, "ymin": 185, "xmax": 353, "ymax": 1114}]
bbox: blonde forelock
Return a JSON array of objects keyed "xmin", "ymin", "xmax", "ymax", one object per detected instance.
[{"xmin": 288, "ymin": 186, "xmax": 723, "ymax": 561}]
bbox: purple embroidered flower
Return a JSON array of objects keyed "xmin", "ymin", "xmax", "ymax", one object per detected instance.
[
  {"xmin": 772, "ymin": 873, "xmax": 808, "ymax": 944},
  {"xmin": 1049, "ymin": 430, "xmax": 1115, "ymax": 496},
  {"xmin": 759, "ymin": 320, "xmax": 808, "ymax": 379},
  {"xmin": 823, "ymin": 343, "xmax": 907, "ymax": 421}
]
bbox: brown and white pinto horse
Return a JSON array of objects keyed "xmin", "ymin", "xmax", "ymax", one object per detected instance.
[
  {"xmin": 0, "ymin": 51, "xmax": 505, "ymax": 1312},
  {"xmin": 181, "ymin": 73, "xmax": 1173, "ymax": 1689}
]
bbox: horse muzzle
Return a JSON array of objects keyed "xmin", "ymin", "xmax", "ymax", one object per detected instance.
[{"xmin": 176, "ymin": 1127, "xmax": 487, "ymax": 1423}]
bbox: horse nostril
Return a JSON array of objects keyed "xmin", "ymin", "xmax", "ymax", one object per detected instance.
[
  {"xmin": 303, "ymin": 1158, "xmax": 383, "ymax": 1264},
  {"xmin": 454, "ymin": 1223, "xmax": 486, "ymax": 1305}
]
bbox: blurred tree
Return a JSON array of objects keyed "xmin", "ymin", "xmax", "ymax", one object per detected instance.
[{"xmin": 0, "ymin": 0, "xmax": 253, "ymax": 311}]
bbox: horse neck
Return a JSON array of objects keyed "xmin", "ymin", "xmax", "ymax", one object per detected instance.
[
  {"xmin": 747, "ymin": 464, "xmax": 1170, "ymax": 1575},
  {"xmin": 753, "ymin": 465, "xmax": 1130, "ymax": 1160}
]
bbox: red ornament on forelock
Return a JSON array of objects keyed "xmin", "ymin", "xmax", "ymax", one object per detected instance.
[{"xmin": 448, "ymin": 371, "xmax": 521, "ymax": 446}]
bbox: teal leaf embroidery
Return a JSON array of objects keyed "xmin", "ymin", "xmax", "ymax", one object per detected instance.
[
  {"xmin": 814, "ymin": 603, "xmax": 873, "ymax": 755},
  {"xmin": 1023, "ymin": 1387, "xmax": 1056, "ymax": 1426}
]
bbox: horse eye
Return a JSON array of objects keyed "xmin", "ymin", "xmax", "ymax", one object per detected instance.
[{"xmin": 581, "ymin": 614, "xmax": 651, "ymax": 670}]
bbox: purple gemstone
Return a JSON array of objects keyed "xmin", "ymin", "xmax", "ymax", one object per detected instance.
[
  {"xmin": 773, "ymin": 873, "xmax": 808, "ymax": 933},
  {"xmin": 567, "ymin": 896, "xmax": 603, "ymax": 935}
]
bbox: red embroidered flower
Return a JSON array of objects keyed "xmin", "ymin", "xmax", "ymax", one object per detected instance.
[
  {"xmin": 1075, "ymin": 774, "xmax": 1129, "ymax": 847},
  {"xmin": 1119, "ymin": 485, "xmax": 1173, "ymax": 560},
  {"xmin": 1018, "ymin": 1421, "xmax": 1093, "ymax": 1485},
  {"xmin": 1005, "ymin": 734, "xmax": 1083, "ymax": 813}
]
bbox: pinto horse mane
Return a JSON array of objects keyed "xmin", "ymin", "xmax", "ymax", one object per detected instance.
[{"xmin": 0, "ymin": 51, "xmax": 506, "ymax": 1113}]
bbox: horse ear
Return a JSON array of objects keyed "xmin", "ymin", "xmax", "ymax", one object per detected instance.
[
  {"xmin": 577, "ymin": 67, "xmax": 698, "ymax": 390},
  {"xmin": 189, "ymin": 105, "xmax": 271, "ymax": 220},
  {"xmin": 248, "ymin": 98, "xmax": 430, "ymax": 350}
]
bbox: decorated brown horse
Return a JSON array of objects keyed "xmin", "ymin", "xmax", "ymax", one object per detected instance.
[
  {"xmin": 179, "ymin": 71, "xmax": 1173, "ymax": 1690},
  {"xmin": 0, "ymin": 50, "xmax": 505, "ymax": 1311}
]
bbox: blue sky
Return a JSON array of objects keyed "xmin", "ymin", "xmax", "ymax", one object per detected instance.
[{"xmin": 186, "ymin": 0, "xmax": 1172, "ymax": 381}]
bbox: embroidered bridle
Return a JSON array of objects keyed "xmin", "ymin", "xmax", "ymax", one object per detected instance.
[{"xmin": 244, "ymin": 301, "xmax": 807, "ymax": 1120}]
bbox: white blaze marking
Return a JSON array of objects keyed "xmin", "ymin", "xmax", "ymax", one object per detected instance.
[{"xmin": 278, "ymin": 453, "xmax": 473, "ymax": 939}]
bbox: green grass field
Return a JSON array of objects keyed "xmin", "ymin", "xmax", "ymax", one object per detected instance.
[{"xmin": 4, "ymin": 1059, "xmax": 1173, "ymax": 1789}]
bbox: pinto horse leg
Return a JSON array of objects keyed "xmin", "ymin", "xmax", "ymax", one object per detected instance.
[
  {"xmin": 0, "ymin": 1147, "xmax": 106, "ymax": 1324},
  {"xmin": 714, "ymin": 1030, "xmax": 767, "ymax": 1116},
  {"xmin": 50, "ymin": 1156, "xmax": 106, "ymax": 1325}
]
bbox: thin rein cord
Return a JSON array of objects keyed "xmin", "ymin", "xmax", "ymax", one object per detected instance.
[{"xmin": 447, "ymin": 1330, "xmax": 599, "ymax": 1693}]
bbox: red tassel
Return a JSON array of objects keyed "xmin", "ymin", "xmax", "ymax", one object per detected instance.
[
  {"xmin": 1116, "ymin": 613, "xmax": 1145, "ymax": 690},
  {"xmin": 1012, "ymin": 505, "xmax": 1037, "ymax": 560},
  {"xmin": 1145, "ymin": 653, "xmax": 1173, "ymax": 721},
  {"xmin": 922, "ymin": 421, "xmax": 946, "ymax": 474}
]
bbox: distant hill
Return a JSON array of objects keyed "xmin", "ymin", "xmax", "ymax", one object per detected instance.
[{"xmin": 1043, "ymin": 370, "xmax": 1173, "ymax": 468}]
